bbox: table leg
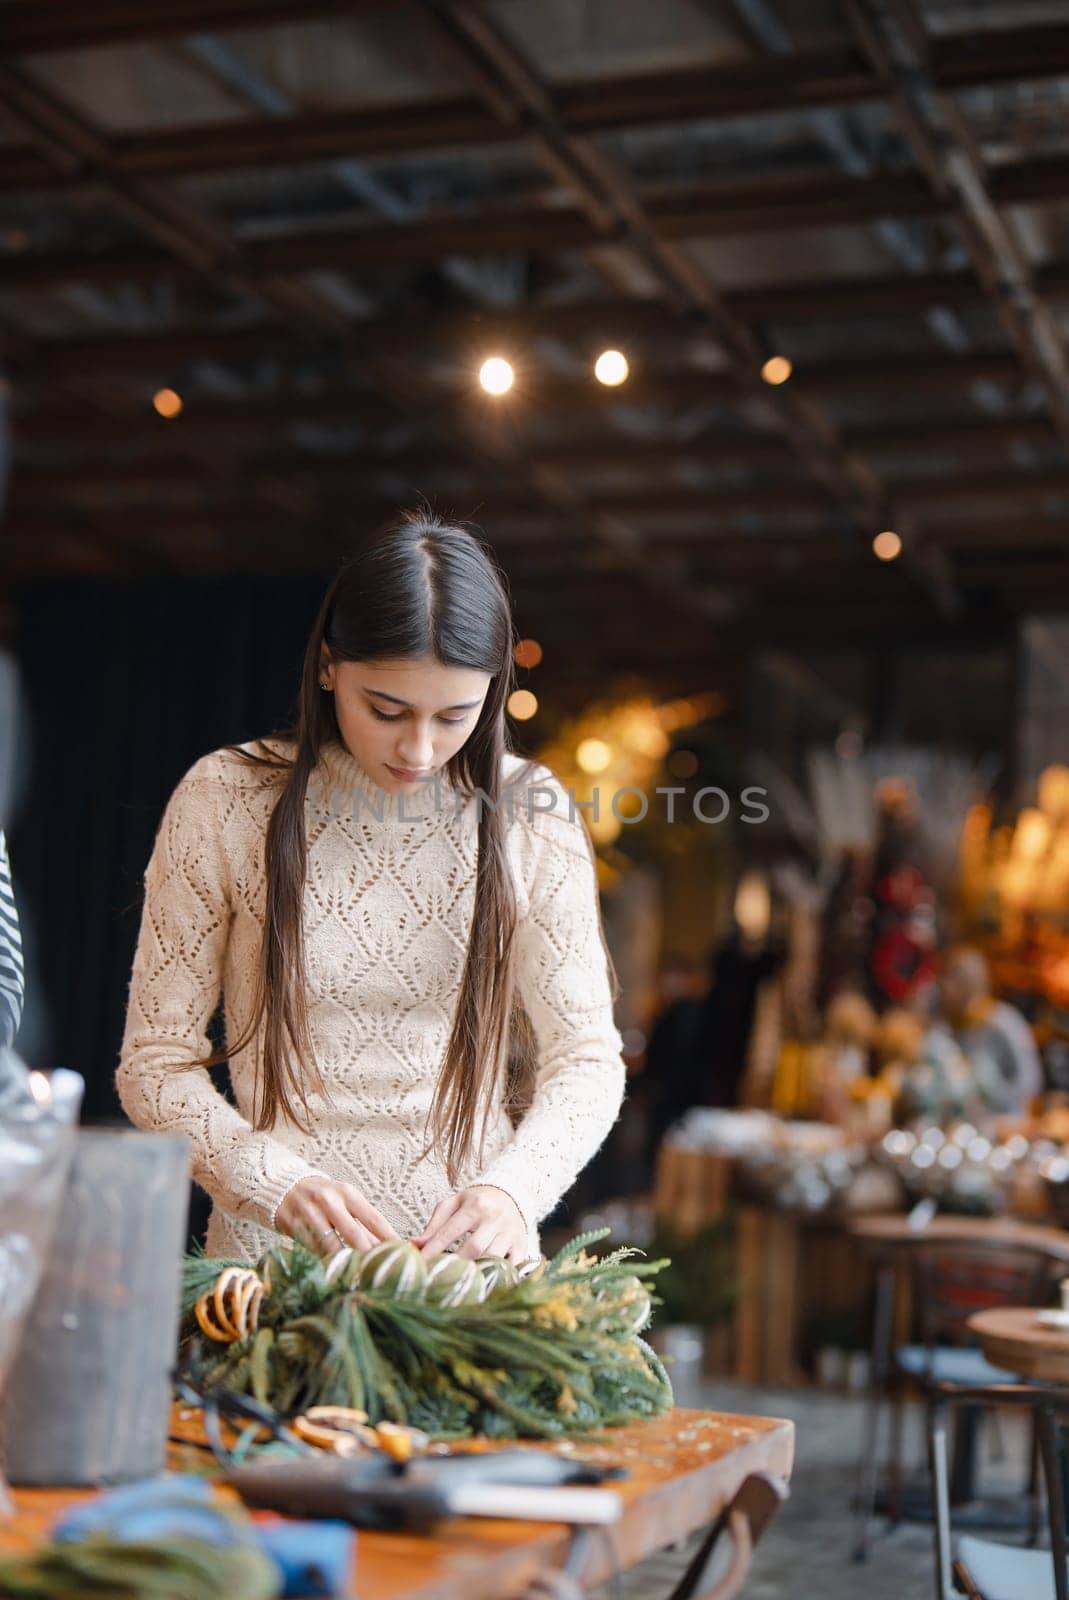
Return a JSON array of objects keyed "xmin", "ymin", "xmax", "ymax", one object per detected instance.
[{"xmin": 851, "ymin": 1258, "xmax": 895, "ymax": 1563}]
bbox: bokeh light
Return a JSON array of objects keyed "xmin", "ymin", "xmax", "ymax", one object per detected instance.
[
  {"xmin": 873, "ymin": 529, "xmax": 902, "ymax": 562},
  {"xmin": 513, "ymin": 638, "xmax": 543, "ymax": 669},
  {"xmin": 506, "ymin": 688, "xmax": 538, "ymax": 720},
  {"xmin": 153, "ymin": 387, "xmax": 183, "ymax": 418},
  {"xmin": 576, "ymin": 737, "xmax": 613, "ymax": 774},
  {"xmin": 478, "ymin": 356, "xmax": 514, "ymax": 395},
  {"xmin": 761, "ymin": 356, "xmax": 792, "ymax": 386},
  {"xmin": 594, "ymin": 349, "xmax": 629, "ymax": 387}
]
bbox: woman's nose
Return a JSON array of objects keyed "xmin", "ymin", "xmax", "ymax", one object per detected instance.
[{"xmin": 396, "ymin": 723, "xmax": 435, "ymax": 768}]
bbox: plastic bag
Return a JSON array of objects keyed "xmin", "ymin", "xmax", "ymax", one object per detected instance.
[{"xmin": 0, "ymin": 1054, "xmax": 83, "ymax": 1515}]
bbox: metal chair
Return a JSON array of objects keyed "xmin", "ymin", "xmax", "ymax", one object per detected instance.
[
  {"xmin": 928, "ymin": 1383, "xmax": 1067, "ymax": 1600},
  {"xmin": 895, "ymin": 1241, "xmax": 1052, "ymax": 1519},
  {"xmin": 854, "ymin": 1235, "xmax": 1056, "ymax": 1559}
]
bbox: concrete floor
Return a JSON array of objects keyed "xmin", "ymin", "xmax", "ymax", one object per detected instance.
[{"xmin": 588, "ymin": 1375, "xmax": 1036, "ymax": 1600}]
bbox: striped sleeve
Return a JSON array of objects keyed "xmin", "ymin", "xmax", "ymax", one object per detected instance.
[{"xmin": 0, "ymin": 829, "xmax": 24, "ymax": 1048}]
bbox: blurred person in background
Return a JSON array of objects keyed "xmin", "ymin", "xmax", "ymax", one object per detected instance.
[
  {"xmin": 643, "ymin": 872, "xmax": 784, "ymax": 1164},
  {"xmin": 936, "ymin": 944, "xmax": 1043, "ymax": 1117}
]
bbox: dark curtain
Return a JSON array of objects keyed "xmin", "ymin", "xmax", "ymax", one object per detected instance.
[{"xmin": 8, "ymin": 571, "xmax": 329, "ymax": 1121}]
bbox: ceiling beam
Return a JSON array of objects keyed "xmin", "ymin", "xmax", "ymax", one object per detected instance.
[
  {"xmin": 0, "ymin": 169, "xmax": 945, "ymax": 291},
  {"xmin": 17, "ymin": 467, "xmax": 1068, "ymax": 525},
  {"xmin": 0, "ymin": 1, "xmax": 388, "ymax": 57},
  {"xmin": 18, "ymin": 261, "xmax": 1069, "ymax": 373},
  {"xmin": 1, "ymin": 23, "xmax": 1068, "ymax": 170},
  {"xmin": 10, "ymin": 155, "xmax": 1069, "ymax": 294},
  {"xmin": 12, "ymin": 415, "xmax": 1062, "ymax": 500}
]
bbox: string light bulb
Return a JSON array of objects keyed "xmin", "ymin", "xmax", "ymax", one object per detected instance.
[
  {"xmin": 594, "ymin": 349, "xmax": 629, "ymax": 387},
  {"xmin": 761, "ymin": 356, "xmax": 792, "ymax": 386},
  {"xmin": 507, "ymin": 689, "xmax": 538, "ymax": 720},
  {"xmin": 478, "ymin": 356, "xmax": 514, "ymax": 395},
  {"xmin": 873, "ymin": 529, "xmax": 902, "ymax": 562},
  {"xmin": 153, "ymin": 387, "xmax": 183, "ymax": 418}
]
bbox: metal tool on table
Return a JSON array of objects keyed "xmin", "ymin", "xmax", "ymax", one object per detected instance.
[
  {"xmin": 177, "ymin": 1376, "xmax": 627, "ymax": 1532},
  {"xmin": 226, "ymin": 1444, "xmax": 625, "ymax": 1531}
]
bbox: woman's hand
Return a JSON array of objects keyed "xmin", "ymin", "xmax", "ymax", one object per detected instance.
[
  {"xmin": 276, "ymin": 1175, "xmax": 399, "ymax": 1256},
  {"xmin": 413, "ymin": 1185, "xmax": 528, "ymax": 1261}
]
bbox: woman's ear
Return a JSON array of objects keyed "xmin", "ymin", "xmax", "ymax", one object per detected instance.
[{"xmin": 318, "ymin": 644, "xmax": 334, "ymax": 690}]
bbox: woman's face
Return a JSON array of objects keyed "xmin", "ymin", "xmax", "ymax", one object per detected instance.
[{"xmin": 321, "ymin": 650, "xmax": 492, "ymax": 793}]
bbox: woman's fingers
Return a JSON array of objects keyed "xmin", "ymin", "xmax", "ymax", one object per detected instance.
[
  {"xmin": 340, "ymin": 1188, "xmax": 399, "ymax": 1241},
  {"xmin": 414, "ymin": 1195, "xmax": 467, "ymax": 1257},
  {"xmin": 276, "ymin": 1177, "xmax": 397, "ymax": 1254},
  {"xmin": 292, "ymin": 1200, "xmax": 344, "ymax": 1257},
  {"xmin": 456, "ymin": 1224, "xmax": 508, "ymax": 1261},
  {"xmin": 318, "ymin": 1190, "xmax": 377, "ymax": 1252}
]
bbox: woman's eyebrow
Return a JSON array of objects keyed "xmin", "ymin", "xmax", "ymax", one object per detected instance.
[{"xmin": 364, "ymin": 688, "xmax": 482, "ymax": 711}]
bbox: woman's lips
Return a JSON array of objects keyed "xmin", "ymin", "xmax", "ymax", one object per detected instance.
[{"xmin": 387, "ymin": 765, "xmax": 431, "ymax": 782}]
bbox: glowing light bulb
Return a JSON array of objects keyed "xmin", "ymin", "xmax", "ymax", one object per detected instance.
[
  {"xmin": 761, "ymin": 356, "xmax": 792, "ymax": 386},
  {"xmin": 873, "ymin": 529, "xmax": 902, "ymax": 562},
  {"xmin": 594, "ymin": 349, "xmax": 629, "ymax": 387},
  {"xmin": 479, "ymin": 356, "xmax": 514, "ymax": 395},
  {"xmin": 153, "ymin": 387, "xmax": 183, "ymax": 418},
  {"xmin": 507, "ymin": 689, "xmax": 538, "ymax": 720}
]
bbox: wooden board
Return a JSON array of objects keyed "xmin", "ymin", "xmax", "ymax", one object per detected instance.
[{"xmin": 0, "ymin": 1404, "xmax": 794, "ymax": 1599}]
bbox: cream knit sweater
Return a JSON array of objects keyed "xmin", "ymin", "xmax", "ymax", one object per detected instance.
[{"xmin": 117, "ymin": 738, "xmax": 625, "ymax": 1263}]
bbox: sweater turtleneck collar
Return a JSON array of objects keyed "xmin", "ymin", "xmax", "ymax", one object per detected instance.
[{"xmin": 312, "ymin": 738, "xmax": 456, "ymax": 823}]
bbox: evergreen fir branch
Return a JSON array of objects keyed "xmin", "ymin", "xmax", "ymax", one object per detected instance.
[
  {"xmin": 177, "ymin": 1238, "xmax": 674, "ymax": 1439},
  {"xmin": 547, "ymin": 1226, "xmax": 611, "ymax": 1267}
]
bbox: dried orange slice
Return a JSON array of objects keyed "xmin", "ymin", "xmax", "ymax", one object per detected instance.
[
  {"xmin": 194, "ymin": 1290, "xmax": 234, "ymax": 1343},
  {"xmin": 374, "ymin": 1422, "xmax": 429, "ymax": 1462},
  {"xmin": 293, "ymin": 1410, "xmax": 377, "ymax": 1454}
]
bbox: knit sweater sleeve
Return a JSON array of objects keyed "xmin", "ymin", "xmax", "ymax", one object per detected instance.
[
  {"xmin": 116, "ymin": 757, "xmax": 326, "ymax": 1231},
  {"xmin": 476, "ymin": 771, "xmax": 625, "ymax": 1232}
]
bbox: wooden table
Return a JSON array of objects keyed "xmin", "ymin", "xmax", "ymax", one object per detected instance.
[
  {"xmin": 653, "ymin": 1138, "xmax": 873, "ymax": 1387},
  {"xmin": 0, "ymin": 1405, "xmax": 794, "ymax": 1599},
  {"xmin": 971, "ymin": 1306, "xmax": 1069, "ymax": 1384},
  {"xmin": 850, "ymin": 1214, "xmax": 1069, "ymax": 1258}
]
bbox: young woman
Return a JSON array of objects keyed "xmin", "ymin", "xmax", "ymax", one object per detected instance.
[{"xmin": 117, "ymin": 510, "xmax": 625, "ymax": 1266}]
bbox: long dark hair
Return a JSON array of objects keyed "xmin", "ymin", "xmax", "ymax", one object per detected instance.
[{"xmin": 198, "ymin": 508, "xmax": 528, "ymax": 1183}]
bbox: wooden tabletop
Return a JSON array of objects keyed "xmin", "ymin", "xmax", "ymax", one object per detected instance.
[
  {"xmin": 969, "ymin": 1307, "xmax": 1069, "ymax": 1385},
  {"xmin": 0, "ymin": 1404, "xmax": 794, "ymax": 1599},
  {"xmin": 849, "ymin": 1213, "xmax": 1069, "ymax": 1260}
]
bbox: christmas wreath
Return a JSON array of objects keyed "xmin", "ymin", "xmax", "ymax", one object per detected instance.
[{"xmin": 179, "ymin": 1229, "xmax": 673, "ymax": 1440}]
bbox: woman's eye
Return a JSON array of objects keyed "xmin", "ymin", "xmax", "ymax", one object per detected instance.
[{"xmin": 368, "ymin": 706, "xmax": 467, "ymax": 725}]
